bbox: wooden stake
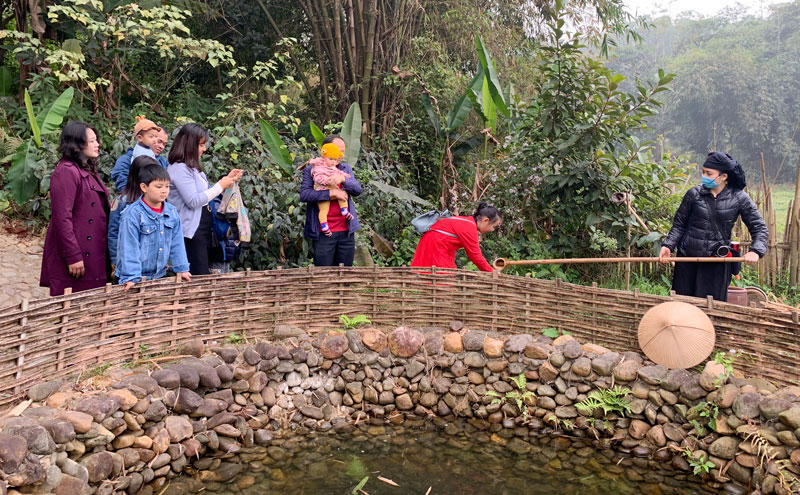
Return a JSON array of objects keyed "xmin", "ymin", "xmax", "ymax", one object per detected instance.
[{"xmin": 790, "ymin": 156, "xmax": 800, "ymax": 285}]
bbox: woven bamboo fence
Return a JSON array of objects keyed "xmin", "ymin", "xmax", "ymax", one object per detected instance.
[
  {"xmin": 735, "ymin": 157, "xmax": 800, "ymax": 289},
  {"xmin": 0, "ymin": 267, "xmax": 798, "ymax": 408}
]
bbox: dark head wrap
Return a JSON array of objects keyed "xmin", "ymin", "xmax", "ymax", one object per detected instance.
[{"xmin": 703, "ymin": 152, "xmax": 746, "ymax": 190}]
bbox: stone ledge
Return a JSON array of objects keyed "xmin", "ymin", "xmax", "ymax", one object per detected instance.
[{"xmin": 0, "ymin": 324, "xmax": 798, "ymax": 495}]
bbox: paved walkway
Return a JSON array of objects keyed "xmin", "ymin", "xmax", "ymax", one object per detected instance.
[{"xmin": 0, "ymin": 225, "xmax": 49, "ymax": 309}]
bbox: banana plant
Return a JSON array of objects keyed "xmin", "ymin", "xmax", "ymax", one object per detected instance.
[
  {"xmin": 339, "ymin": 102, "xmax": 362, "ymax": 166},
  {"xmin": 306, "ymin": 102, "xmax": 359, "ymax": 161},
  {"xmin": 420, "ymin": 35, "xmax": 509, "ymax": 209},
  {"xmin": 309, "ymin": 121, "xmax": 325, "ymax": 147},
  {"xmin": 258, "ymin": 118, "xmax": 293, "ymax": 175},
  {"xmin": 6, "ymin": 87, "xmax": 74, "ymax": 204}
]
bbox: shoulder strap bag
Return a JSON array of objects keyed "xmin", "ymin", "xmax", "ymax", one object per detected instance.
[{"xmin": 702, "ymin": 194, "xmax": 741, "ymax": 275}]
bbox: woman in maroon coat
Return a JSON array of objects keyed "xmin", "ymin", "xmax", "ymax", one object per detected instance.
[{"xmin": 40, "ymin": 122, "xmax": 110, "ymax": 296}]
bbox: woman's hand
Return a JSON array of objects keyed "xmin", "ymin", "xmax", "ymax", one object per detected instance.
[
  {"xmin": 743, "ymin": 251, "xmax": 759, "ymax": 265},
  {"xmin": 177, "ymin": 272, "xmax": 192, "ymax": 282},
  {"xmin": 123, "ymin": 281, "xmax": 136, "ymax": 292},
  {"xmin": 333, "ymin": 173, "xmax": 347, "ymax": 185},
  {"xmin": 658, "ymin": 246, "xmax": 671, "ymax": 263},
  {"xmin": 329, "ymin": 189, "xmax": 348, "ymax": 201},
  {"xmin": 219, "ymin": 169, "xmax": 244, "ymax": 190},
  {"xmin": 68, "ymin": 260, "xmax": 85, "ymax": 278}
]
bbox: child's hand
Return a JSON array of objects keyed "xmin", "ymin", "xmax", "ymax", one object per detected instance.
[
  {"xmin": 123, "ymin": 281, "xmax": 136, "ymax": 292},
  {"xmin": 177, "ymin": 272, "xmax": 192, "ymax": 282},
  {"xmin": 333, "ymin": 173, "xmax": 346, "ymax": 184}
]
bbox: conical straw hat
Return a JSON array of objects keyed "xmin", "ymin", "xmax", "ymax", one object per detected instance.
[{"xmin": 637, "ymin": 301, "xmax": 715, "ymax": 369}]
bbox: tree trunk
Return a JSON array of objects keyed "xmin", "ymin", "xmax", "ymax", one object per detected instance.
[
  {"xmin": 14, "ymin": 0, "xmax": 29, "ymax": 100},
  {"xmin": 359, "ymin": 0, "xmax": 377, "ymax": 143},
  {"xmin": 299, "ymin": 0, "xmax": 423, "ymax": 141}
]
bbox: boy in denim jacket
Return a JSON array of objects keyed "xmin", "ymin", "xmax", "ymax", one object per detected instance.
[{"xmin": 116, "ymin": 161, "xmax": 191, "ymax": 290}]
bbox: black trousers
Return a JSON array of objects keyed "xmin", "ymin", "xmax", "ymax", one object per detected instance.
[
  {"xmin": 672, "ymin": 261, "xmax": 732, "ymax": 302},
  {"xmin": 184, "ymin": 206, "xmax": 212, "ymax": 275},
  {"xmin": 312, "ymin": 231, "xmax": 355, "ymax": 267}
]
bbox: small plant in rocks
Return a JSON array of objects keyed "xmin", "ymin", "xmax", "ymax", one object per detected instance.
[
  {"xmin": 683, "ymin": 447, "xmax": 715, "ymax": 475},
  {"xmin": 486, "ymin": 374, "xmax": 536, "ymax": 419},
  {"xmin": 545, "ymin": 414, "xmax": 575, "ymax": 431},
  {"xmin": 712, "ymin": 350, "xmax": 736, "ymax": 377},
  {"xmin": 576, "ymin": 386, "xmax": 632, "ymax": 417},
  {"xmin": 340, "ymin": 314, "xmax": 372, "ymax": 330},
  {"xmin": 331, "ymin": 315, "xmax": 372, "ymax": 334},
  {"xmin": 225, "ymin": 331, "xmax": 248, "ymax": 345},
  {"xmin": 541, "ymin": 327, "xmax": 571, "ymax": 339},
  {"xmin": 689, "ymin": 401, "xmax": 720, "ymax": 435}
]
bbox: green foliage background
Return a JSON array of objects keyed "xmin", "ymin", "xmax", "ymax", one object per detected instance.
[{"xmin": 0, "ymin": 0, "xmax": 796, "ymax": 299}]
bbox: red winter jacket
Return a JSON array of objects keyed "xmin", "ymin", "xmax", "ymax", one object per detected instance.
[{"xmin": 410, "ymin": 216, "xmax": 493, "ymax": 272}]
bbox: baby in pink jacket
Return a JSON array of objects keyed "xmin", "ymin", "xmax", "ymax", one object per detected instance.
[{"xmin": 310, "ymin": 143, "xmax": 352, "ymax": 235}]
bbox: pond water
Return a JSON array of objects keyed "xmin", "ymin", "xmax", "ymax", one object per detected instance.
[{"xmin": 187, "ymin": 424, "xmax": 730, "ymax": 495}]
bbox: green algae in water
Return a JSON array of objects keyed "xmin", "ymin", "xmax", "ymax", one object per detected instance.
[{"xmin": 188, "ymin": 430, "xmax": 725, "ymax": 495}]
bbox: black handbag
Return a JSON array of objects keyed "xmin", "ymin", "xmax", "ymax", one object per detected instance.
[{"xmin": 702, "ymin": 195, "xmax": 741, "ymax": 275}]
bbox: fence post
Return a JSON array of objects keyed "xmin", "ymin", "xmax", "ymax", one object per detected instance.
[
  {"xmin": 491, "ymin": 269, "xmax": 499, "ymax": 332},
  {"xmin": 244, "ymin": 268, "xmax": 251, "ymax": 321},
  {"xmin": 429, "ymin": 266, "xmax": 436, "ymax": 327},
  {"xmin": 99, "ymin": 284, "xmax": 112, "ymax": 364},
  {"xmin": 525, "ymin": 291, "xmax": 531, "ymax": 335},
  {"xmin": 133, "ymin": 279, "xmax": 145, "ymax": 361},
  {"xmin": 208, "ymin": 277, "xmax": 216, "ymax": 339},
  {"xmin": 170, "ymin": 276, "xmax": 181, "ymax": 349},
  {"xmin": 56, "ymin": 288, "xmax": 72, "ymax": 371},
  {"xmin": 372, "ymin": 264, "xmax": 378, "ymax": 322},
  {"xmin": 591, "ymin": 282, "xmax": 598, "ymax": 344},
  {"xmin": 14, "ymin": 299, "xmax": 29, "ymax": 396},
  {"xmin": 555, "ymin": 278, "xmax": 563, "ymax": 335},
  {"xmin": 338, "ymin": 263, "xmax": 344, "ymax": 315}
]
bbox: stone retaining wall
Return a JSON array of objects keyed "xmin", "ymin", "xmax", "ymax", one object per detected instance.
[{"xmin": 1, "ymin": 323, "xmax": 799, "ymax": 495}]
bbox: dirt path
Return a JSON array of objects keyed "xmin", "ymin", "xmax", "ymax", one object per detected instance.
[{"xmin": 0, "ymin": 223, "xmax": 49, "ymax": 309}]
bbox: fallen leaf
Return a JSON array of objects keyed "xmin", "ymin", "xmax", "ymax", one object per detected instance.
[{"xmin": 377, "ymin": 476, "xmax": 399, "ymax": 487}]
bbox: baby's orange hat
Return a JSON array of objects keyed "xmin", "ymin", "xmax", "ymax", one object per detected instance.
[
  {"xmin": 133, "ymin": 115, "xmax": 160, "ymax": 135},
  {"xmin": 321, "ymin": 143, "xmax": 344, "ymax": 160}
]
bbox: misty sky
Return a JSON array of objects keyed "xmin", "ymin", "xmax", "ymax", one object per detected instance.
[{"xmin": 624, "ymin": 0, "xmax": 786, "ymax": 18}]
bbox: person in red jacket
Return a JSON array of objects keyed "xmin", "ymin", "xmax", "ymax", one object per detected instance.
[{"xmin": 411, "ymin": 203, "xmax": 501, "ymax": 272}]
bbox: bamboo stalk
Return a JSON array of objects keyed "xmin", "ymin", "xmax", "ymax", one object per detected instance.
[
  {"xmin": 760, "ymin": 155, "xmax": 774, "ymax": 285},
  {"xmin": 768, "ymin": 186, "xmax": 778, "ymax": 285},
  {"xmin": 790, "ymin": 156, "xmax": 800, "ymax": 285},
  {"xmin": 493, "ymin": 257, "xmax": 748, "ymax": 270},
  {"xmin": 360, "ymin": 0, "xmax": 378, "ymax": 141}
]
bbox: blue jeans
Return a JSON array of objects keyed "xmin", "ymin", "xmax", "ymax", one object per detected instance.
[{"xmin": 312, "ymin": 231, "xmax": 355, "ymax": 267}]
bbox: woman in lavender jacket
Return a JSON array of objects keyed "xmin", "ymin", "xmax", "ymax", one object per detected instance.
[
  {"xmin": 167, "ymin": 123, "xmax": 242, "ymax": 275},
  {"xmin": 40, "ymin": 122, "xmax": 110, "ymax": 296}
]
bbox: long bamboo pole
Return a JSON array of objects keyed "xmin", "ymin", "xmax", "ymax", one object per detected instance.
[{"xmin": 493, "ymin": 257, "xmax": 747, "ymax": 271}]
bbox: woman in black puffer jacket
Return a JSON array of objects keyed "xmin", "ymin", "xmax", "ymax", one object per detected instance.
[{"xmin": 659, "ymin": 152, "xmax": 769, "ymax": 301}]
